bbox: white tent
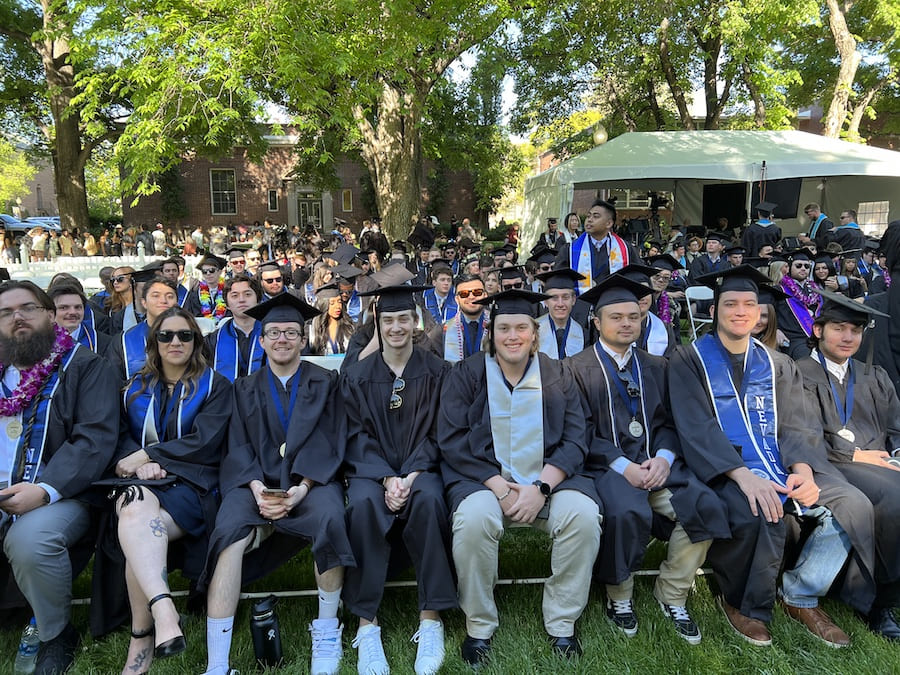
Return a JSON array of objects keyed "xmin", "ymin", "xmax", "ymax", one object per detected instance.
[{"xmin": 522, "ymin": 130, "xmax": 900, "ymax": 250}]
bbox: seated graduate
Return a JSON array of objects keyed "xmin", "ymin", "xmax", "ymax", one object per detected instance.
[
  {"xmin": 617, "ymin": 264, "xmax": 677, "ymax": 357},
  {"xmin": 49, "ymin": 282, "xmax": 112, "ymax": 355},
  {"xmin": 307, "ymin": 282, "xmax": 356, "ymax": 356},
  {"xmin": 798, "ymin": 289, "xmax": 900, "ymax": 640},
  {"xmin": 107, "ymin": 274, "xmax": 179, "ymax": 382},
  {"xmin": 645, "ymin": 253, "xmax": 686, "ymax": 338},
  {"xmin": 199, "ymin": 293, "xmax": 354, "ymax": 675},
  {"xmin": 0, "ymin": 280, "xmax": 119, "ymax": 674},
  {"xmin": 669, "ymin": 265, "xmax": 876, "ymax": 649},
  {"xmin": 534, "ymin": 268, "xmax": 586, "ymax": 359},
  {"xmin": 861, "ymin": 220, "xmax": 900, "ymax": 397},
  {"xmin": 47, "ymin": 272, "xmax": 111, "ymax": 337},
  {"xmin": 103, "ymin": 307, "xmax": 231, "ymax": 673},
  {"xmin": 567, "ymin": 275, "xmax": 728, "ymax": 645},
  {"xmin": 775, "ymin": 248, "xmax": 822, "ymax": 359},
  {"xmin": 438, "ymin": 289, "xmax": 602, "ymax": 665},
  {"xmin": 205, "ymin": 274, "xmax": 266, "ymax": 381},
  {"xmin": 422, "ymin": 263, "xmax": 457, "ymax": 326},
  {"xmin": 340, "ymin": 284, "xmax": 456, "ymax": 675},
  {"xmin": 185, "ymin": 254, "xmax": 229, "ymax": 327},
  {"xmin": 159, "ymin": 257, "xmax": 190, "ymax": 307},
  {"xmin": 442, "ymin": 273, "xmax": 489, "ymax": 362}
]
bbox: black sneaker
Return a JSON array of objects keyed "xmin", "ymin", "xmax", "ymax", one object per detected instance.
[
  {"xmin": 868, "ymin": 607, "xmax": 900, "ymax": 641},
  {"xmin": 35, "ymin": 622, "xmax": 79, "ymax": 675},
  {"xmin": 606, "ymin": 598, "xmax": 638, "ymax": 637},
  {"xmin": 659, "ymin": 601, "xmax": 702, "ymax": 645}
]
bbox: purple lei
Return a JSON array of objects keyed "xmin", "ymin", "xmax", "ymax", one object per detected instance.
[
  {"xmin": 657, "ymin": 291, "xmax": 672, "ymax": 324},
  {"xmin": 885, "ymin": 270, "xmax": 892, "ymax": 289},
  {"xmin": 0, "ymin": 324, "xmax": 74, "ymax": 417},
  {"xmin": 780, "ymin": 275, "xmax": 821, "ymax": 309}
]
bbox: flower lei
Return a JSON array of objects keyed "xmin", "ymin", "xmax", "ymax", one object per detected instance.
[
  {"xmin": 657, "ymin": 291, "xmax": 672, "ymax": 325},
  {"xmin": 0, "ymin": 324, "xmax": 74, "ymax": 417},
  {"xmin": 884, "ymin": 269, "xmax": 892, "ymax": 289},
  {"xmin": 780, "ymin": 274, "xmax": 821, "ymax": 309},
  {"xmin": 199, "ymin": 277, "xmax": 227, "ymax": 320}
]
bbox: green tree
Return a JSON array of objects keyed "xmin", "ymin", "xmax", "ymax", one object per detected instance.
[
  {"xmin": 84, "ymin": 141, "xmax": 122, "ymax": 223},
  {"xmin": 0, "ymin": 137, "xmax": 37, "ymax": 209}
]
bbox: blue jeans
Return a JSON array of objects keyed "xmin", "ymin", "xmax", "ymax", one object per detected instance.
[{"xmin": 781, "ymin": 505, "xmax": 851, "ymax": 608}]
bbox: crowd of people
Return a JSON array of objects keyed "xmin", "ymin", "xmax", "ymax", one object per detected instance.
[{"xmin": 0, "ymin": 198, "xmax": 899, "ymax": 675}]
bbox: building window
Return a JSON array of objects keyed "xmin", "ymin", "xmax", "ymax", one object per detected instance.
[
  {"xmin": 342, "ymin": 189, "xmax": 353, "ymax": 213},
  {"xmin": 267, "ymin": 189, "xmax": 279, "ymax": 212},
  {"xmin": 606, "ymin": 189, "xmax": 672, "ymax": 210},
  {"xmin": 210, "ymin": 169, "xmax": 237, "ymax": 215},
  {"xmin": 856, "ymin": 201, "xmax": 889, "ymax": 234}
]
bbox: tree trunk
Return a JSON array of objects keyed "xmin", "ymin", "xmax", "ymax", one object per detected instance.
[
  {"xmin": 822, "ymin": 0, "xmax": 861, "ymax": 138},
  {"xmin": 742, "ymin": 61, "xmax": 766, "ymax": 127},
  {"xmin": 846, "ymin": 85, "xmax": 882, "ymax": 142},
  {"xmin": 658, "ymin": 18, "xmax": 695, "ymax": 130},
  {"xmin": 38, "ymin": 3, "xmax": 90, "ymax": 232},
  {"xmin": 605, "ymin": 77, "xmax": 638, "ymax": 132},
  {"xmin": 354, "ymin": 82, "xmax": 423, "ymax": 243}
]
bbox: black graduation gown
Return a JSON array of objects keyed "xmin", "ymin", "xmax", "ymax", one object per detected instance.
[
  {"xmin": 798, "ymin": 356, "xmax": 900, "ymax": 603},
  {"xmin": 687, "ymin": 255, "xmax": 729, "ymax": 284},
  {"xmin": 566, "ymin": 347, "xmax": 729, "ymax": 585},
  {"xmin": 774, "ymin": 296, "xmax": 815, "ymax": 360},
  {"xmin": 438, "ymin": 352, "xmax": 599, "ymax": 514},
  {"xmin": 833, "ymin": 225, "xmax": 867, "ymax": 252},
  {"xmin": 199, "ymin": 362, "xmax": 355, "ymax": 590},
  {"xmin": 89, "ymin": 371, "xmax": 232, "ymax": 637},
  {"xmin": 861, "ymin": 290, "xmax": 900, "ymax": 397},
  {"xmin": 341, "ymin": 319, "xmax": 443, "ymax": 370},
  {"xmin": 669, "ymin": 344, "xmax": 876, "ymax": 620},
  {"xmin": 340, "ymin": 348, "xmax": 457, "ymax": 619},
  {"xmin": 741, "ymin": 222, "xmax": 782, "ymax": 257}
]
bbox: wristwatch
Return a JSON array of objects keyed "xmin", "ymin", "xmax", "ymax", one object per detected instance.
[{"xmin": 532, "ymin": 480, "xmax": 552, "ymax": 497}]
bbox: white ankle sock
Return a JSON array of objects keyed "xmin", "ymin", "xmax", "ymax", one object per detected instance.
[
  {"xmin": 318, "ymin": 587, "xmax": 342, "ymax": 620},
  {"xmin": 206, "ymin": 616, "xmax": 235, "ymax": 672}
]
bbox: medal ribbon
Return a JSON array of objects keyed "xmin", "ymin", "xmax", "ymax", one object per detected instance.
[
  {"xmin": 594, "ymin": 344, "xmax": 639, "ymax": 419},
  {"xmin": 816, "ymin": 351, "xmax": 854, "ymax": 428},
  {"xmin": 267, "ymin": 366, "xmax": 300, "ymax": 436},
  {"xmin": 153, "ymin": 382, "xmax": 184, "ymax": 442}
]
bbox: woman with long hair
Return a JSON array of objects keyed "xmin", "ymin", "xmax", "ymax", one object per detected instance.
[
  {"xmin": 109, "ymin": 307, "xmax": 231, "ymax": 674},
  {"xmin": 767, "ymin": 260, "xmax": 787, "ymax": 285},
  {"xmin": 106, "ymin": 266, "xmax": 136, "ymax": 315},
  {"xmin": 308, "ymin": 288, "xmax": 355, "ymax": 355},
  {"xmin": 305, "ymin": 262, "xmax": 334, "ymax": 305},
  {"xmin": 840, "ymin": 256, "xmax": 868, "ymax": 298}
]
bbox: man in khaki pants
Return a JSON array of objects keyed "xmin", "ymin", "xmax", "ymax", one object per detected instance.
[
  {"xmin": 438, "ymin": 289, "xmax": 602, "ymax": 666},
  {"xmin": 567, "ymin": 274, "xmax": 729, "ymax": 644}
]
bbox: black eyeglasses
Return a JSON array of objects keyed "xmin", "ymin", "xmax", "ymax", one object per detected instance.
[
  {"xmin": 618, "ymin": 370, "xmax": 640, "ymax": 398},
  {"xmin": 457, "ymin": 288, "xmax": 486, "ymax": 299},
  {"xmin": 389, "ymin": 377, "xmax": 405, "ymax": 410},
  {"xmin": 157, "ymin": 330, "xmax": 195, "ymax": 343},
  {"xmin": 264, "ymin": 328, "xmax": 303, "ymax": 340}
]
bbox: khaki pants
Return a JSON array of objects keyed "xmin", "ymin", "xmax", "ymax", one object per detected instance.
[
  {"xmin": 606, "ymin": 488, "xmax": 711, "ymax": 607},
  {"xmin": 452, "ymin": 489, "xmax": 601, "ymax": 639}
]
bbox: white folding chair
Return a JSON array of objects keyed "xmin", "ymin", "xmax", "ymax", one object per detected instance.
[{"xmin": 685, "ymin": 285, "xmax": 714, "ymax": 341}]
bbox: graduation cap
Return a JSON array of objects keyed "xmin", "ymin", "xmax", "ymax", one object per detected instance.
[
  {"xmin": 391, "ymin": 240, "xmax": 409, "ymax": 254},
  {"xmin": 332, "ymin": 264, "xmax": 363, "ymax": 283},
  {"xmin": 615, "ymin": 263, "xmax": 662, "ymax": 285},
  {"xmin": 358, "ymin": 284, "xmax": 432, "ymax": 313},
  {"xmin": 864, "ymin": 238, "xmax": 881, "ymax": 252},
  {"xmin": 839, "ymin": 248, "xmax": 862, "ymax": 258},
  {"xmin": 461, "ymin": 252, "xmax": 480, "ymax": 267},
  {"xmin": 645, "ymin": 254, "xmax": 684, "ymax": 271},
  {"xmin": 696, "ymin": 264, "xmax": 771, "ymax": 295},
  {"xmin": 755, "ymin": 201, "xmax": 777, "ymax": 217},
  {"xmin": 131, "ymin": 261, "xmax": 165, "ymax": 283},
  {"xmin": 245, "ymin": 291, "xmax": 320, "ymax": 325},
  {"xmin": 257, "ymin": 260, "xmax": 284, "ymax": 275},
  {"xmin": 705, "ymin": 231, "xmax": 730, "ymax": 244},
  {"xmin": 371, "ymin": 264, "xmax": 415, "ymax": 288},
  {"xmin": 723, "ymin": 246, "xmax": 746, "ymax": 257},
  {"xmin": 474, "ymin": 288, "xmax": 548, "ymax": 318},
  {"xmin": 535, "ymin": 268, "xmax": 585, "ymax": 291},
  {"xmin": 493, "ymin": 243, "xmax": 516, "ymax": 256},
  {"xmin": 315, "ymin": 281, "xmax": 341, "ymax": 300},
  {"xmin": 499, "ymin": 265, "xmax": 527, "ymax": 281},
  {"xmin": 547, "ymin": 217, "xmax": 558, "ymax": 224},
  {"xmin": 743, "ymin": 256, "xmax": 771, "ymax": 270},
  {"xmin": 579, "ymin": 274, "xmax": 653, "ymax": 309},
  {"xmin": 457, "ymin": 237, "xmax": 478, "ymax": 252},
  {"xmin": 815, "ymin": 287, "xmax": 890, "ymax": 327},
  {"xmin": 757, "ymin": 284, "xmax": 790, "ymax": 305},
  {"xmin": 440, "ymin": 241, "xmax": 457, "ymax": 252},
  {"xmin": 328, "ymin": 243, "xmax": 360, "ymax": 265},
  {"xmin": 527, "ymin": 248, "xmax": 556, "ymax": 266},
  {"xmin": 224, "ymin": 246, "xmax": 251, "ymax": 259},
  {"xmin": 786, "ymin": 247, "xmax": 815, "ymax": 262},
  {"xmin": 197, "ymin": 253, "xmax": 227, "ymax": 270}
]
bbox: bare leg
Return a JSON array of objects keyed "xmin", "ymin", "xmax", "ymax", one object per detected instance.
[
  {"xmin": 116, "ymin": 491, "xmax": 185, "ymax": 650},
  {"xmin": 207, "ymin": 533, "xmax": 253, "ymax": 618},
  {"xmin": 314, "ymin": 563, "xmax": 343, "ymax": 593},
  {"xmin": 120, "ymin": 561, "xmax": 154, "ymax": 675}
]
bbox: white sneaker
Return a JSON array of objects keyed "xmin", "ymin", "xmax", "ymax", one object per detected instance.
[
  {"xmin": 309, "ymin": 618, "xmax": 343, "ymax": 675},
  {"xmin": 411, "ymin": 619, "xmax": 444, "ymax": 675},
  {"xmin": 352, "ymin": 624, "xmax": 390, "ymax": 675}
]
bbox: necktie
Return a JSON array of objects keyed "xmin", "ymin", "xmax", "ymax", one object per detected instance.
[
  {"xmin": 556, "ymin": 328, "xmax": 566, "ymax": 359},
  {"xmin": 467, "ymin": 321, "xmax": 478, "ymax": 356}
]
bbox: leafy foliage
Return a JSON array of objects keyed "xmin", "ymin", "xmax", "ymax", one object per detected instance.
[{"xmin": 0, "ymin": 137, "xmax": 37, "ymax": 208}]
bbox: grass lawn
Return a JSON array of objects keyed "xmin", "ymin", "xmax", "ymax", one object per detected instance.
[{"xmin": 1, "ymin": 531, "xmax": 896, "ymax": 674}]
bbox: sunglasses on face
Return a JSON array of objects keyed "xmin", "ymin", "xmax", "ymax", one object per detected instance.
[
  {"xmin": 793, "ymin": 262, "xmax": 812, "ymax": 269},
  {"xmin": 261, "ymin": 277, "xmax": 282, "ymax": 284},
  {"xmin": 457, "ymin": 288, "xmax": 486, "ymax": 299},
  {"xmin": 157, "ymin": 329, "xmax": 195, "ymax": 343},
  {"xmin": 388, "ymin": 377, "xmax": 405, "ymax": 410},
  {"xmin": 111, "ymin": 275, "xmax": 130, "ymax": 284},
  {"xmin": 503, "ymin": 281, "xmax": 525, "ymax": 290},
  {"xmin": 201, "ymin": 267, "xmax": 220, "ymax": 275}
]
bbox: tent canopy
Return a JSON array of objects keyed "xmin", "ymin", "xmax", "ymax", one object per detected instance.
[{"xmin": 522, "ymin": 130, "xmax": 900, "ymax": 251}]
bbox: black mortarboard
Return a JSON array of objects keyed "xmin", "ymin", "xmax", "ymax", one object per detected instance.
[
  {"xmin": 547, "ymin": 217, "xmax": 558, "ymax": 224},
  {"xmin": 743, "ymin": 257, "xmax": 771, "ymax": 270},
  {"xmin": 696, "ymin": 264, "xmax": 771, "ymax": 295},
  {"xmin": 257, "ymin": 260, "xmax": 284, "ymax": 274},
  {"xmin": 757, "ymin": 284, "xmax": 790, "ymax": 305},
  {"xmin": 224, "ymin": 246, "xmax": 251, "ymax": 259},
  {"xmin": 132, "ymin": 261, "xmax": 165, "ymax": 283},
  {"xmin": 499, "ymin": 265, "xmax": 527, "ymax": 281},
  {"xmin": 245, "ymin": 292, "xmax": 320, "ymax": 325},
  {"xmin": 755, "ymin": 201, "xmax": 777, "ymax": 217},
  {"xmin": 461, "ymin": 252, "xmax": 480, "ymax": 267},
  {"xmin": 839, "ymin": 248, "xmax": 862, "ymax": 258},
  {"xmin": 815, "ymin": 288, "xmax": 889, "ymax": 325},
  {"xmin": 579, "ymin": 274, "xmax": 653, "ymax": 309},
  {"xmin": 864, "ymin": 238, "xmax": 880, "ymax": 251},
  {"xmin": 315, "ymin": 281, "xmax": 341, "ymax": 300},
  {"xmin": 391, "ymin": 240, "xmax": 409, "ymax": 253},
  {"xmin": 615, "ymin": 263, "xmax": 661, "ymax": 285},
  {"xmin": 534, "ymin": 268, "xmax": 585, "ymax": 290},
  {"xmin": 198, "ymin": 253, "xmax": 227, "ymax": 270},
  {"xmin": 371, "ymin": 264, "xmax": 415, "ymax": 287},
  {"xmin": 328, "ymin": 243, "xmax": 360, "ymax": 265},
  {"xmin": 333, "ymin": 264, "xmax": 363, "ymax": 283},
  {"xmin": 705, "ymin": 231, "xmax": 730, "ymax": 244},
  {"xmin": 527, "ymin": 248, "xmax": 556, "ymax": 265},
  {"xmin": 645, "ymin": 254, "xmax": 684, "ymax": 271},
  {"xmin": 787, "ymin": 247, "xmax": 815, "ymax": 262},
  {"xmin": 358, "ymin": 284, "xmax": 431, "ymax": 313},
  {"xmin": 474, "ymin": 288, "xmax": 548, "ymax": 317},
  {"xmin": 724, "ymin": 246, "xmax": 746, "ymax": 257}
]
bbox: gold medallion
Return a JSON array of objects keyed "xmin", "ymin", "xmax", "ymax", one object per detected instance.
[
  {"xmin": 7, "ymin": 420, "xmax": 23, "ymax": 439},
  {"xmin": 279, "ymin": 442, "xmax": 286, "ymax": 457}
]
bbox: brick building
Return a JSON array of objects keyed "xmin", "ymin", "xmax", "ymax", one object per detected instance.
[{"xmin": 122, "ymin": 132, "xmax": 478, "ymax": 234}]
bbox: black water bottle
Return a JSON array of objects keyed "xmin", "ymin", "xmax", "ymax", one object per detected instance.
[{"xmin": 250, "ymin": 595, "xmax": 283, "ymax": 668}]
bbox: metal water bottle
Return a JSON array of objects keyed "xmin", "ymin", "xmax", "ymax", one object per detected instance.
[{"xmin": 250, "ymin": 595, "xmax": 283, "ymax": 668}]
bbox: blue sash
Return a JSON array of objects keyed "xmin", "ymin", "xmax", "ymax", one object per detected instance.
[
  {"xmin": 125, "ymin": 368, "xmax": 215, "ymax": 445},
  {"xmin": 12, "ymin": 346, "xmax": 79, "ymax": 484},
  {"xmin": 75, "ymin": 322, "xmax": 98, "ymax": 353},
  {"xmin": 347, "ymin": 291, "xmax": 362, "ymax": 323},
  {"xmin": 122, "ymin": 322, "xmax": 150, "ymax": 379},
  {"xmin": 177, "ymin": 285, "xmax": 188, "ymax": 307},
  {"xmin": 213, "ymin": 318, "xmax": 264, "ymax": 381},
  {"xmin": 423, "ymin": 289, "xmax": 458, "ymax": 324},
  {"xmin": 693, "ymin": 335, "xmax": 790, "ymax": 499}
]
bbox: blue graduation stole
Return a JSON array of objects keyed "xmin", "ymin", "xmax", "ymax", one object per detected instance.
[
  {"xmin": 125, "ymin": 368, "xmax": 215, "ymax": 444},
  {"xmin": 11, "ymin": 346, "xmax": 79, "ymax": 484},
  {"xmin": 213, "ymin": 318, "xmax": 264, "ymax": 381},
  {"xmin": 347, "ymin": 291, "xmax": 362, "ymax": 323},
  {"xmin": 122, "ymin": 322, "xmax": 150, "ymax": 379},
  {"xmin": 693, "ymin": 334, "xmax": 790, "ymax": 499},
  {"xmin": 76, "ymin": 304, "xmax": 99, "ymax": 353},
  {"xmin": 177, "ymin": 285, "xmax": 188, "ymax": 307},
  {"xmin": 423, "ymin": 289, "xmax": 458, "ymax": 324}
]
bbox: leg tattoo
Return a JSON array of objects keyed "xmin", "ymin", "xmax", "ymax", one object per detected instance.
[{"xmin": 149, "ymin": 517, "xmax": 167, "ymax": 538}]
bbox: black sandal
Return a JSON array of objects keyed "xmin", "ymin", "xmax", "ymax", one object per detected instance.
[{"xmin": 147, "ymin": 593, "xmax": 186, "ymax": 658}]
